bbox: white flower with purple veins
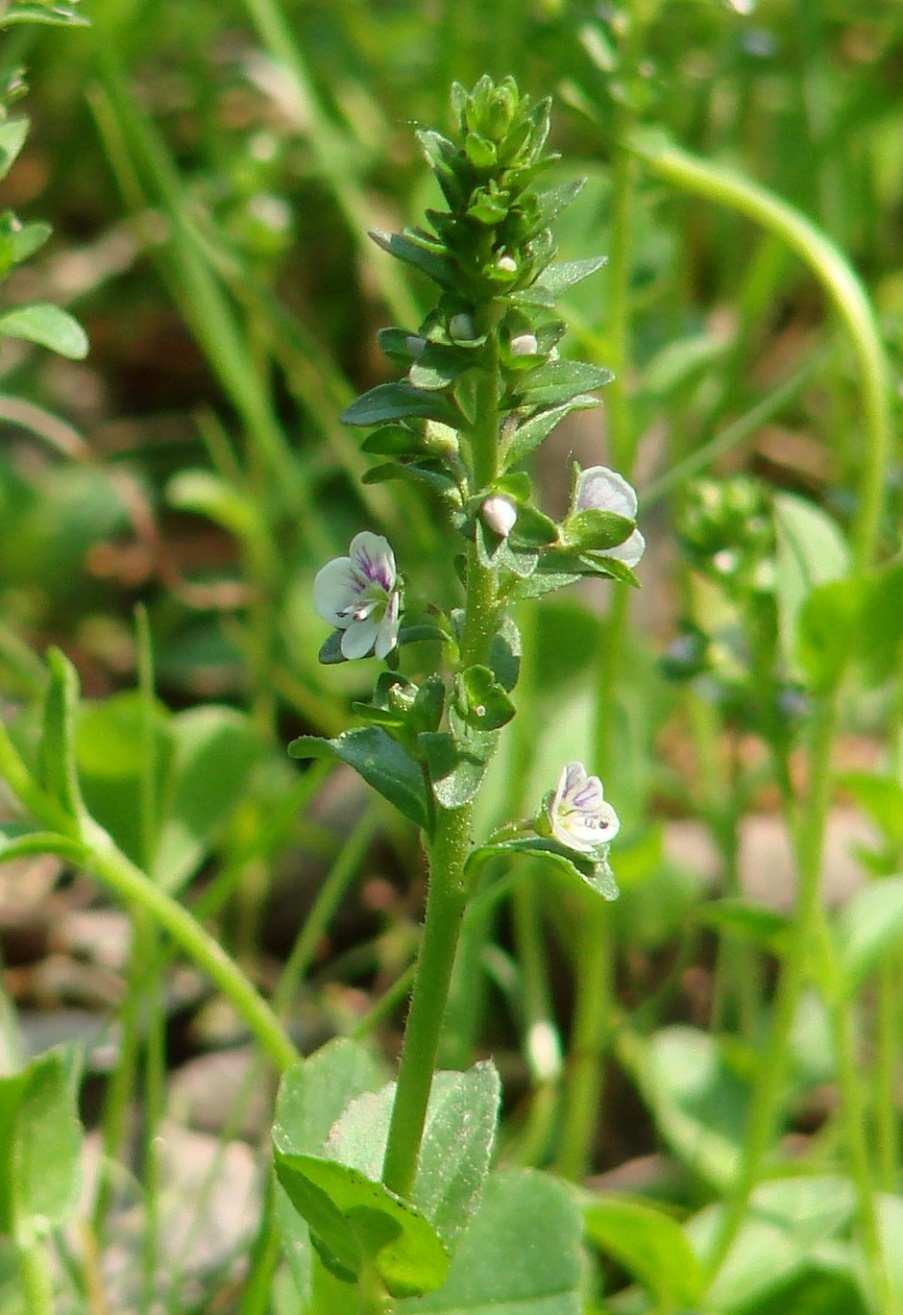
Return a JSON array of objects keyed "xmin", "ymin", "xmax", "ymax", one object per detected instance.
[
  {"xmin": 548, "ymin": 761, "xmax": 620, "ymax": 854},
  {"xmin": 572, "ymin": 465, "xmax": 646, "ymax": 568},
  {"xmin": 314, "ymin": 532, "xmax": 401, "ymax": 660}
]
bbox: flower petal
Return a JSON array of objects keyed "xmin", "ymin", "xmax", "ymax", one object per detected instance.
[
  {"xmin": 374, "ymin": 591, "xmax": 401, "ymax": 659},
  {"xmin": 601, "ymin": 527, "xmax": 646, "ymax": 568},
  {"xmin": 574, "ymin": 466, "xmax": 638, "ymax": 520},
  {"xmin": 349, "ymin": 531, "xmax": 396, "ymax": 592},
  {"xmin": 340, "ymin": 617, "xmax": 380, "ymax": 659},
  {"xmin": 313, "ymin": 556, "xmax": 357, "ymax": 627}
]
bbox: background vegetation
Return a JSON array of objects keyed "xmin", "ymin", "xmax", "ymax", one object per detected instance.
[{"xmin": 2, "ymin": 1, "xmax": 903, "ymax": 1312}]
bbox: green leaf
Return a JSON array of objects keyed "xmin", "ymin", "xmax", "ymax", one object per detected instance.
[
  {"xmin": 325, "ymin": 1065, "xmax": 501, "ymax": 1253},
  {"xmin": 515, "ymin": 359, "xmax": 614, "ymax": 407},
  {"xmin": 466, "ymin": 837, "xmax": 618, "ymax": 901},
  {"xmin": 688, "ymin": 1175, "xmax": 859, "ymax": 1315},
  {"xmin": 38, "ymin": 648, "xmax": 85, "ymax": 821},
  {"xmin": 796, "ymin": 578, "xmax": 861, "ymax": 693},
  {"xmin": 487, "ymin": 617, "xmax": 521, "ymax": 692},
  {"xmin": 0, "ymin": 304, "xmax": 88, "ymax": 359},
  {"xmin": 153, "ymin": 707, "xmax": 264, "ymax": 892},
  {"xmin": 418, "ymin": 732, "xmax": 489, "ymax": 810},
  {"xmin": 458, "ymin": 666, "xmax": 515, "ymax": 731},
  {"xmin": 0, "ymin": 214, "xmax": 51, "ymax": 271},
  {"xmin": 773, "ymin": 492, "xmax": 850, "ymax": 673},
  {"xmin": 532, "ymin": 256, "xmax": 607, "ymax": 296},
  {"xmin": 837, "ymin": 771, "xmax": 903, "ymax": 848},
  {"xmin": 274, "ymin": 1154, "xmax": 449, "ymax": 1298},
  {"xmin": 583, "ymin": 1196, "xmax": 705, "ymax": 1308},
  {"xmin": 273, "ymin": 1039, "xmax": 384, "ymax": 1161},
  {"xmin": 0, "ymin": 2, "xmax": 88, "ymax": 27},
  {"xmin": 504, "ymin": 397, "xmax": 604, "ymax": 470},
  {"xmin": 834, "ymin": 875, "xmax": 903, "ymax": 994},
  {"xmin": 0, "ymin": 120, "xmax": 29, "ymax": 181},
  {"xmin": 369, "ymin": 229, "xmax": 457, "ymax": 290},
  {"xmin": 560, "ymin": 508, "xmax": 635, "ymax": 553},
  {"xmin": 0, "ymin": 1049, "xmax": 83, "ymax": 1239},
  {"xmin": 624, "ymin": 1026, "xmax": 748, "ymax": 1190},
  {"xmin": 289, "ymin": 729, "xmax": 430, "ymax": 830},
  {"xmin": 396, "ymin": 1169, "xmax": 583, "ymax": 1313},
  {"xmin": 855, "ymin": 558, "xmax": 903, "ymax": 685},
  {"xmin": 362, "ymin": 424, "xmax": 422, "ymax": 456},
  {"xmin": 166, "ymin": 469, "xmax": 262, "ymax": 543},
  {"xmin": 342, "ymin": 382, "xmax": 459, "ymax": 428},
  {"xmin": 697, "ymin": 898, "xmax": 790, "ymax": 955}
]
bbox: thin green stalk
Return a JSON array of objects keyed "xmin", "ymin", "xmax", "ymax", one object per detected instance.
[
  {"xmin": 15, "ymin": 1235, "xmax": 54, "ymax": 1315},
  {"xmin": 80, "ymin": 824, "xmax": 299, "ymax": 1072},
  {"xmin": 627, "ymin": 133, "xmax": 891, "ymax": 574},
  {"xmin": 274, "ymin": 809, "xmax": 378, "ymax": 1018}
]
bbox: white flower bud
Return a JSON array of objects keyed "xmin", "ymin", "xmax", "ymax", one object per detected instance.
[
  {"xmin": 405, "ymin": 334, "xmax": 427, "ymax": 357},
  {"xmin": 449, "ymin": 312, "xmax": 476, "ymax": 342},
  {"xmin": 496, "ymin": 254, "xmax": 517, "ymax": 273},
  {"xmin": 481, "ymin": 494, "xmax": 518, "ymax": 538},
  {"xmin": 510, "ymin": 332, "xmax": 538, "ymax": 356}
]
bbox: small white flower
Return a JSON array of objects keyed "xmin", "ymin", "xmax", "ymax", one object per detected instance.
[
  {"xmin": 572, "ymin": 465, "xmax": 646, "ymax": 568},
  {"xmin": 481, "ymin": 494, "xmax": 518, "ymax": 538},
  {"xmin": 449, "ymin": 312, "xmax": 476, "ymax": 342},
  {"xmin": 314, "ymin": 531, "xmax": 401, "ymax": 660},
  {"xmin": 510, "ymin": 332, "xmax": 538, "ymax": 356},
  {"xmin": 548, "ymin": 761, "xmax": 620, "ymax": 854}
]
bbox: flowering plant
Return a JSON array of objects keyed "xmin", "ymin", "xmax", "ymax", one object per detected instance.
[{"xmin": 278, "ymin": 75, "xmax": 645, "ymax": 1299}]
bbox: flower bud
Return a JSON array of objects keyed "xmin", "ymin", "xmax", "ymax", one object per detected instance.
[
  {"xmin": 496, "ymin": 254, "xmax": 517, "ymax": 273},
  {"xmin": 405, "ymin": 334, "xmax": 427, "ymax": 358},
  {"xmin": 481, "ymin": 494, "xmax": 518, "ymax": 538},
  {"xmin": 510, "ymin": 332, "xmax": 538, "ymax": 356},
  {"xmin": 449, "ymin": 312, "xmax": 476, "ymax": 342}
]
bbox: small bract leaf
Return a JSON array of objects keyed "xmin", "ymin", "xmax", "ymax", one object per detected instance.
[
  {"xmin": 418, "ymin": 731, "xmax": 489, "ymax": 810},
  {"xmin": 0, "ymin": 303, "xmax": 88, "ymax": 359}
]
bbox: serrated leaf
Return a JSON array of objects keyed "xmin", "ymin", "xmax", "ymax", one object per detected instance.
[
  {"xmin": 273, "ymin": 1039, "xmax": 384, "ymax": 1160},
  {"xmin": 0, "ymin": 303, "xmax": 88, "ymax": 359},
  {"xmin": 324, "ymin": 1065, "xmax": 501, "ymax": 1253},
  {"xmin": 342, "ymin": 382, "xmax": 459, "ymax": 428},
  {"xmin": 274, "ymin": 1153, "xmax": 449, "ymax": 1298},
  {"xmin": 288, "ymin": 729, "xmax": 430, "ymax": 830}
]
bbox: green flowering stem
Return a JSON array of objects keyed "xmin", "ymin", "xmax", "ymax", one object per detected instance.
[
  {"xmin": 383, "ymin": 319, "xmax": 504, "ymax": 1197},
  {"xmin": 382, "ymin": 805, "xmax": 472, "ymax": 1199},
  {"xmin": 631, "ymin": 137, "xmax": 894, "ymax": 1305}
]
